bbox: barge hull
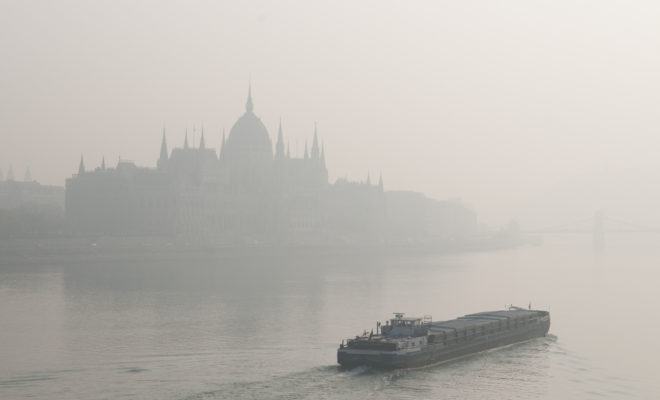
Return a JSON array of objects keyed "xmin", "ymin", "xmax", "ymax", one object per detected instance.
[{"xmin": 338, "ymin": 310, "xmax": 550, "ymax": 369}]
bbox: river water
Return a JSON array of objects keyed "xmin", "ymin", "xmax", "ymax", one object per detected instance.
[{"xmin": 1, "ymin": 234, "xmax": 658, "ymax": 399}]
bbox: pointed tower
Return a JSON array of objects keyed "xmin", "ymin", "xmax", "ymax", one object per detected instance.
[
  {"xmin": 275, "ymin": 118, "xmax": 285, "ymax": 161},
  {"xmin": 101, "ymin": 156, "xmax": 106, "ymax": 170},
  {"xmin": 378, "ymin": 173, "xmax": 384, "ymax": 192},
  {"xmin": 184, "ymin": 129, "xmax": 189, "ymax": 149},
  {"xmin": 199, "ymin": 126, "xmax": 206, "ymax": 150},
  {"xmin": 304, "ymin": 139, "xmax": 309, "ymax": 159},
  {"xmin": 319, "ymin": 142, "xmax": 328, "ymax": 185},
  {"xmin": 320, "ymin": 142, "xmax": 326, "ymax": 170},
  {"xmin": 6, "ymin": 164, "xmax": 14, "ymax": 181},
  {"xmin": 24, "ymin": 167, "xmax": 32, "ymax": 182},
  {"xmin": 78, "ymin": 155, "xmax": 85, "ymax": 175},
  {"xmin": 311, "ymin": 123, "xmax": 320, "ymax": 160},
  {"xmin": 246, "ymin": 83, "xmax": 254, "ymax": 113},
  {"xmin": 366, "ymin": 172, "xmax": 371, "ymax": 185},
  {"xmin": 158, "ymin": 128, "xmax": 168, "ymax": 169},
  {"xmin": 219, "ymin": 129, "xmax": 226, "ymax": 162}
]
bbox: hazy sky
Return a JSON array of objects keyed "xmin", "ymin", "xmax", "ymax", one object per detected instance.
[{"xmin": 2, "ymin": 1, "xmax": 660, "ymax": 225}]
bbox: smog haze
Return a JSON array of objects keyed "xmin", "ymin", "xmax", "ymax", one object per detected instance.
[{"xmin": 3, "ymin": 1, "xmax": 660, "ymax": 227}]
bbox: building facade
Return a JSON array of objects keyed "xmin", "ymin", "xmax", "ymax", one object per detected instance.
[{"xmin": 65, "ymin": 89, "xmax": 476, "ymax": 244}]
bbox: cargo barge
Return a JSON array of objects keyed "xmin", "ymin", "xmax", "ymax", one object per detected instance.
[{"xmin": 337, "ymin": 306, "xmax": 550, "ymax": 368}]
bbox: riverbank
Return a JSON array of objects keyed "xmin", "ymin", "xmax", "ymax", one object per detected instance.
[{"xmin": 0, "ymin": 233, "xmax": 537, "ymax": 268}]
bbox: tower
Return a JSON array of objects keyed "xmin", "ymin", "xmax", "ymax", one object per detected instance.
[
  {"xmin": 275, "ymin": 118, "xmax": 285, "ymax": 160},
  {"xmin": 593, "ymin": 211, "xmax": 605, "ymax": 250},
  {"xmin": 246, "ymin": 83, "xmax": 254, "ymax": 113},
  {"xmin": 158, "ymin": 128, "xmax": 168, "ymax": 169},
  {"xmin": 219, "ymin": 129, "xmax": 226, "ymax": 162},
  {"xmin": 78, "ymin": 155, "xmax": 85, "ymax": 175},
  {"xmin": 320, "ymin": 143, "xmax": 326, "ymax": 170},
  {"xmin": 311, "ymin": 123, "xmax": 320, "ymax": 160}
]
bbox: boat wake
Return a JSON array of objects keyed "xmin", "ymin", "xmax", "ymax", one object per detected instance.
[{"xmin": 180, "ymin": 335, "xmax": 645, "ymax": 399}]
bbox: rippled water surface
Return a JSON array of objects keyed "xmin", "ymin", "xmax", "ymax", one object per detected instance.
[{"xmin": 1, "ymin": 235, "xmax": 658, "ymax": 399}]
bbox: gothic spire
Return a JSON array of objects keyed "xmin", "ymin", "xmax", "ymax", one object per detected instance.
[
  {"xmin": 246, "ymin": 83, "xmax": 254, "ymax": 113},
  {"xmin": 311, "ymin": 123, "xmax": 320, "ymax": 160},
  {"xmin": 159, "ymin": 128, "xmax": 168, "ymax": 161},
  {"xmin": 275, "ymin": 117, "xmax": 285, "ymax": 160},
  {"xmin": 199, "ymin": 126, "xmax": 206, "ymax": 150},
  {"xmin": 78, "ymin": 155, "xmax": 85, "ymax": 175},
  {"xmin": 184, "ymin": 129, "xmax": 189, "ymax": 149},
  {"xmin": 101, "ymin": 156, "xmax": 106, "ymax": 170},
  {"xmin": 320, "ymin": 142, "xmax": 326, "ymax": 170},
  {"xmin": 219, "ymin": 129, "xmax": 226, "ymax": 162}
]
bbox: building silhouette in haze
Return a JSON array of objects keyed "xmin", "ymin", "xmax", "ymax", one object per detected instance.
[{"xmin": 65, "ymin": 88, "xmax": 476, "ymax": 244}]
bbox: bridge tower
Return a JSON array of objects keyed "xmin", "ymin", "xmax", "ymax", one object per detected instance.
[{"xmin": 593, "ymin": 211, "xmax": 604, "ymax": 250}]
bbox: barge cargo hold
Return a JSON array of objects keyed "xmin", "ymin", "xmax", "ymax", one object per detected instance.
[{"xmin": 337, "ymin": 307, "xmax": 550, "ymax": 369}]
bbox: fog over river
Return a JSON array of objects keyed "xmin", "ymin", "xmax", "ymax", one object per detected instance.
[{"xmin": 1, "ymin": 234, "xmax": 658, "ymax": 399}]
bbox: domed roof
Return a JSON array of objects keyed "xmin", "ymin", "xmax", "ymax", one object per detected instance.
[{"xmin": 223, "ymin": 88, "xmax": 273, "ymax": 165}]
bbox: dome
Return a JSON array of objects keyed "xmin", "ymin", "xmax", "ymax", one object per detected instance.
[
  {"xmin": 223, "ymin": 88, "xmax": 273, "ymax": 166},
  {"xmin": 224, "ymin": 112, "xmax": 273, "ymax": 163},
  {"xmin": 221, "ymin": 88, "xmax": 274, "ymax": 189}
]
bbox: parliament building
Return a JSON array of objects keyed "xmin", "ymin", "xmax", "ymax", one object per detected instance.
[{"xmin": 65, "ymin": 89, "xmax": 476, "ymax": 244}]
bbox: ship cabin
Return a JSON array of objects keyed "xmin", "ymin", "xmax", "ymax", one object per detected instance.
[{"xmin": 381, "ymin": 313, "xmax": 430, "ymax": 338}]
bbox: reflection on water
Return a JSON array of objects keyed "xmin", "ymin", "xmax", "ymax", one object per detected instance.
[{"xmin": 1, "ymin": 235, "xmax": 659, "ymax": 399}]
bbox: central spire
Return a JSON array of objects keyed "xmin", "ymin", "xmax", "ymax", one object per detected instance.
[{"xmin": 246, "ymin": 83, "xmax": 254, "ymax": 113}]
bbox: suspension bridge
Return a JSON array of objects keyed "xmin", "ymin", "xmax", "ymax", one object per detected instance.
[
  {"xmin": 523, "ymin": 212, "xmax": 660, "ymax": 248},
  {"xmin": 524, "ymin": 213, "xmax": 660, "ymax": 234}
]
